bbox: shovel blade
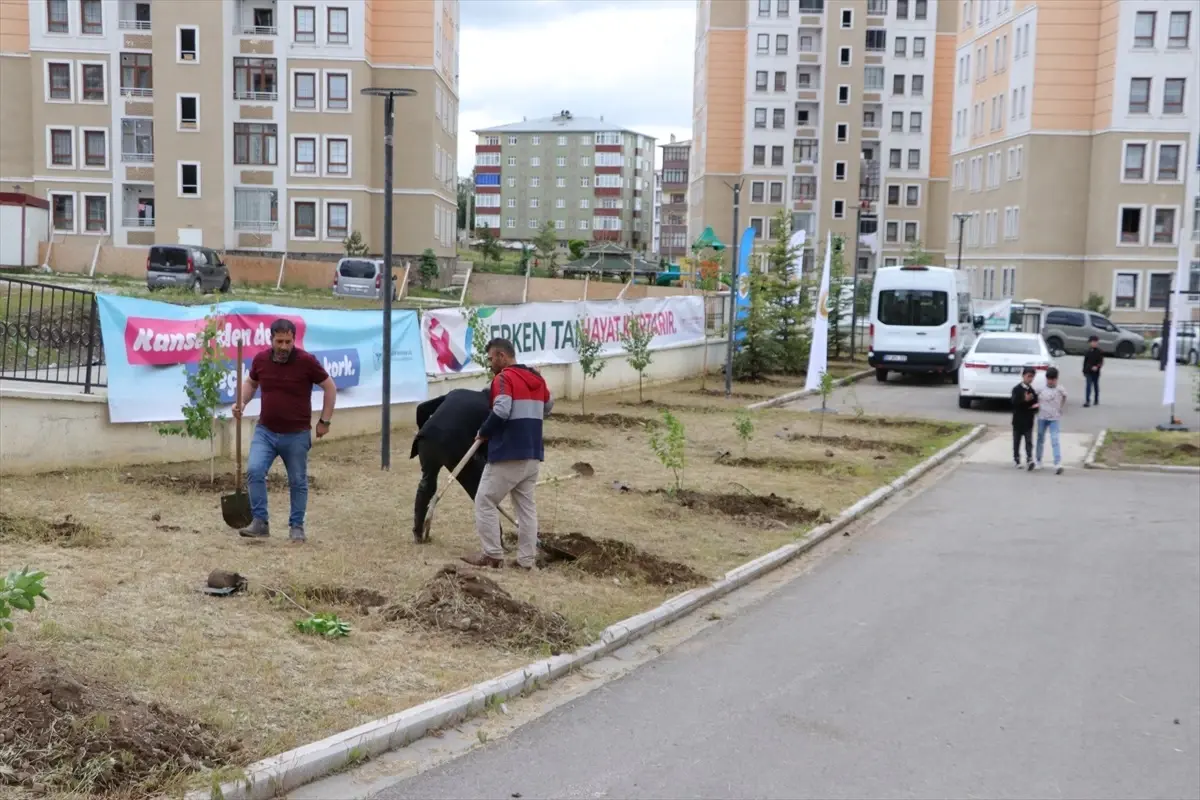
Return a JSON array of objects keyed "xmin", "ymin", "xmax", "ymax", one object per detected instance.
[{"xmin": 221, "ymin": 490, "xmax": 254, "ymax": 530}]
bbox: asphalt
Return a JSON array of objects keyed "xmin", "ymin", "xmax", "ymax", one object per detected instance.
[
  {"xmin": 789, "ymin": 355, "xmax": 1200, "ymax": 433},
  {"xmin": 370, "ymin": 465, "xmax": 1200, "ymax": 800}
]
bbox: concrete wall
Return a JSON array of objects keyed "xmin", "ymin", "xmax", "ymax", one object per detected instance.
[
  {"xmin": 0, "ymin": 338, "xmax": 727, "ymax": 475},
  {"xmin": 467, "ymin": 272, "xmax": 711, "ymax": 305}
]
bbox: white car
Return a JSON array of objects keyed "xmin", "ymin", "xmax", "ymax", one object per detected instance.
[
  {"xmin": 958, "ymin": 332, "xmax": 1055, "ymax": 409},
  {"xmin": 1149, "ymin": 330, "xmax": 1199, "ymax": 365}
]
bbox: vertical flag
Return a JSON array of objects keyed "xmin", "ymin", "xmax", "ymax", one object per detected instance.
[
  {"xmin": 805, "ymin": 231, "xmax": 833, "ymax": 392},
  {"xmin": 733, "ymin": 226, "xmax": 757, "ymax": 343},
  {"xmin": 1162, "ymin": 225, "xmax": 1191, "ymax": 407}
]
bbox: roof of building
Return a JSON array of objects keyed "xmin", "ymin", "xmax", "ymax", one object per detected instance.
[
  {"xmin": 661, "ymin": 139, "xmax": 692, "ymax": 148},
  {"xmin": 474, "ymin": 110, "xmax": 652, "ymax": 137}
]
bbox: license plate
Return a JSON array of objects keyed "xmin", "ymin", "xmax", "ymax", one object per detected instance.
[
  {"xmin": 883, "ymin": 354, "xmax": 907, "ymax": 362},
  {"xmin": 990, "ymin": 366, "xmax": 1019, "ymax": 374}
]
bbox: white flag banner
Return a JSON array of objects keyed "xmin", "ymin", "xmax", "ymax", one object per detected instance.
[
  {"xmin": 805, "ymin": 231, "xmax": 833, "ymax": 392},
  {"xmin": 788, "ymin": 228, "xmax": 808, "ymax": 284},
  {"xmin": 1161, "ymin": 229, "xmax": 1191, "ymax": 407}
]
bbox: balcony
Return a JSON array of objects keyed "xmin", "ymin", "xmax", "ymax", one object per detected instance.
[
  {"xmin": 233, "ymin": 58, "xmax": 279, "ymax": 101},
  {"xmin": 120, "ymin": 118, "xmax": 153, "ymax": 163},
  {"xmin": 118, "ymin": 0, "xmax": 151, "ymax": 30},
  {"xmin": 867, "ymin": 0, "xmax": 887, "ymax": 13},
  {"xmin": 860, "ymin": 159, "xmax": 881, "ymax": 203},
  {"xmin": 793, "ymin": 138, "xmax": 819, "ymax": 165},
  {"xmin": 121, "ymin": 184, "xmax": 155, "ymax": 230},
  {"xmin": 233, "ymin": 188, "xmax": 280, "ymax": 232},
  {"xmin": 234, "ymin": 0, "xmax": 278, "ymax": 35}
]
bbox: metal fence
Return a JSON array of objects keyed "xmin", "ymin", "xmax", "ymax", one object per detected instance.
[{"xmin": 0, "ymin": 277, "xmax": 106, "ymax": 392}]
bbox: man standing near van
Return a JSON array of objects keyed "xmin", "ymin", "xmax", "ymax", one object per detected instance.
[
  {"xmin": 463, "ymin": 338, "xmax": 553, "ymax": 570},
  {"xmin": 1082, "ymin": 335, "xmax": 1103, "ymax": 407},
  {"xmin": 233, "ymin": 319, "xmax": 338, "ymax": 543}
]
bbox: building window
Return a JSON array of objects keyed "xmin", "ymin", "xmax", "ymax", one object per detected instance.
[
  {"xmin": 294, "ymin": 6, "xmax": 316, "ymax": 42},
  {"xmin": 83, "ymin": 129, "xmax": 106, "ymax": 167},
  {"xmin": 233, "ymin": 188, "xmax": 278, "ymax": 231},
  {"xmin": 887, "ymin": 185, "xmax": 900, "ymax": 205},
  {"xmin": 904, "ymin": 221, "xmax": 918, "ymax": 242},
  {"xmin": 80, "ymin": 63, "xmax": 105, "ymax": 101},
  {"xmin": 913, "ymin": 37, "xmax": 926, "ymax": 57},
  {"xmin": 326, "ymin": 137, "xmax": 349, "ymax": 175},
  {"xmin": 81, "ymin": 0, "xmax": 102, "ymax": 33},
  {"xmin": 47, "ymin": 61, "xmax": 71, "ymax": 100},
  {"xmin": 891, "ymin": 111, "xmax": 904, "ymax": 131},
  {"xmin": 774, "ymin": 71, "xmax": 787, "ymax": 91},
  {"xmin": 754, "ymin": 107, "xmax": 767, "ymax": 128},
  {"xmin": 47, "ymin": 0, "xmax": 69, "ymax": 32},
  {"xmin": 294, "ymin": 71, "xmax": 316, "ymax": 109},
  {"xmin": 753, "ymin": 145, "xmax": 765, "ymax": 166},
  {"xmin": 507, "ymin": 156, "xmax": 516, "ymax": 166},
  {"xmin": 326, "ymin": 72, "xmax": 349, "ymax": 110},
  {"xmin": 755, "ymin": 70, "xmax": 768, "ymax": 91},
  {"xmin": 776, "ymin": 34, "xmax": 788, "ymax": 54},
  {"xmin": 838, "ymin": 85, "xmax": 850, "ymax": 104},
  {"xmin": 294, "ymin": 201, "xmax": 317, "ymax": 238},
  {"xmin": 907, "ymin": 149, "xmax": 921, "ymax": 170},
  {"xmin": 893, "ymin": 74, "xmax": 905, "ymax": 95},
  {"xmin": 293, "ymin": 136, "xmax": 317, "ymax": 173},
  {"xmin": 328, "ymin": 7, "xmax": 349, "ymax": 43},
  {"xmin": 772, "ymin": 145, "xmax": 784, "ymax": 166},
  {"xmin": 84, "ymin": 194, "xmax": 107, "ymax": 232},
  {"xmin": 326, "ymin": 202, "xmax": 349, "ymax": 239},
  {"xmin": 1123, "ymin": 142, "xmax": 1147, "ymax": 180},
  {"xmin": 909, "ymin": 111, "xmax": 923, "ymax": 132},
  {"xmin": 1148, "ymin": 272, "xmax": 1173, "ymax": 310},
  {"xmin": 841, "ymin": 8, "xmax": 852, "ymax": 27},
  {"xmin": 233, "ymin": 58, "xmax": 278, "ymax": 101},
  {"xmin": 1114, "ymin": 272, "xmax": 1139, "ymax": 308},
  {"xmin": 885, "ymin": 221, "xmax": 899, "ymax": 242},
  {"xmin": 833, "ymin": 200, "xmax": 846, "ymax": 219},
  {"xmin": 121, "ymin": 118, "xmax": 153, "ymax": 161},
  {"xmin": 889, "ymin": 148, "xmax": 902, "ymax": 169},
  {"xmin": 1153, "ymin": 207, "xmax": 1176, "ymax": 245},
  {"xmin": 836, "ymin": 122, "xmax": 848, "ymax": 142},
  {"xmin": 234, "ymin": 123, "xmax": 277, "ymax": 165},
  {"xmin": 178, "ymin": 26, "xmax": 198, "ymax": 61},
  {"xmin": 839, "ymin": 46, "xmax": 851, "ymax": 65},
  {"xmin": 866, "ymin": 29, "xmax": 886, "ymax": 52},
  {"xmin": 1128, "ymin": 77, "xmax": 1151, "ymax": 113},
  {"xmin": 1163, "ymin": 78, "xmax": 1185, "ymax": 114},
  {"xmin": 1158, "ymin": 144, "xmax": 1181, "ymax": 181},
  {"xmin": 1168, "ymin": 11, "xmax": 1191, "ymax": 48},
  {"xmin": 773, "ymin": 108, "xmax": 786, "ymax": 129},
  {"xmin": 834, "ymin": 161, "xmax": 847, "ymax": 181},
  {"xmin": 915, "ymin": 0, "xmax": 927, "ymax": 20},
  {"xmin": 1119, "ymin": 206, "xmax": 1143, "ymax": 244},
  {"xmin": 751, "ymin": 182, "xmax": 765, "ymax": 203},
  {"xmin": 1134, "ymin": 11, "xmax": 1155, "ymax": 48},
  {"xmin": 178, "ymin": 162, "xmax": 200, "ymax": 197},
  {"xmin": 756, "ymin": 33, "xmax": 769, "ymax": 53},
  {"xmin": 177, "ymin": 94, "xmax": 199, "ymax": 130},
  {"xmin": 906, "ymin": 185, "xmax": 920, "ymax": 206},
  {"xmin": 769, "ymin": 182, "xmax": 783, "ymax": 203},
  {"xmin": 912, "ymin": 75, "xmax": 924, "ymax": 96},
  {"xmin": 49, "ymin": 127, "xmax": 73, "ymax": 166},
  {"xmin": 895, "ymin": 36, "xmax": 907, "ymax": 57},
  {"xmin": 120, "ymin": 53, "xmax": 153, "ymax": 96},
  {"xmin": 51, "ymin": 193, "xmax": 74, "ymax": 231}
]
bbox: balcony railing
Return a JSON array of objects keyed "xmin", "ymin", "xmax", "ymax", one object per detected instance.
[
  {"xmin": 235, "ymin": 24, "xmax": 277, "ymax": 35},
  {"xmin": 122, "ymin": 216, "xmax": 155, "ymax": 228},
  {"xmin": 118, "ymin": 19, "xmax": 151, "ymax": 30},
  {"xmin": 234, "ymin": 220, "xmax": 279, "ymax": 232},
  {"xmin": 233, "ymin": 90, "xmax": 279, "ymax": 102},
  {"xmin": 121, "ymin": 151, "xmax": 153, "ymax": 163},
  {"xmin": 867, "ymin": 0, "xmax": 888, "ymax": 14},
  {"xmin": 120, "ymin": 87, "xmax": 153, "ymax": 98}
]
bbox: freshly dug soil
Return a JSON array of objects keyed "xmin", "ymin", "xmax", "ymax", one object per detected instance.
[
  {"xmin": 1175, "ymin": 443, "xmax": 1200, "ymax": 456},
  {"xmin": 539, "ymin": 532, "xmax": 707, "ymax": 587},
  {"xmin": 0, "ymin": 646, "xmax": 231, "ymax": 795},
  {"xmin": 839, "ymin": 417, "xmax": 961, "ymax": 436},
  {"xmin": 715, "ymin": 454, "xmax": 861, "ymax": 475},
  {"xmin": 787, "ymin": 433, "xmax": 920, "ymax": 455},
  {"xmin": 0, "ymin": 513, "xmax": 105, "ymax": 547},
  {"xmin": 265, "ymin": 585, "xmax": 387, "ymax": 615},
  {"xmin": 667, "ymin": 490, "xmax": 829, "ymax": 527},
  {"xmin": 544, "ymin": 436, "xmax": 601, "ymax": 449},
  {"xmin": 122, "ymin": 472, "xmax": 322, "ymax": 493},
  {"xmin": 383, "ymin": 565, "xmax": 579, "ymax": 654},
  {"xmin": 550, "ymin": 412, "xmax": 653, "ymax": 429}
]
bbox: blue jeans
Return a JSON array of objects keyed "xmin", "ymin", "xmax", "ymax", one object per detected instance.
[
  {"xmin": 1036, "ymin": 418, "xmax": 1061, "ymax": 466},
  {"xmin": 247, "ymin": 425, "xmax": 311, "ymax": 528},
  {"xmin": 1085, "ymin": 372, "xmax": 1100, "ymax": 404}
]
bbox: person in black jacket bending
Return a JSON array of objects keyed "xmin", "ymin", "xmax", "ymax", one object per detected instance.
[
  {"xmin": 1011, "ymin": 366, "xmax": 1040, "ymax": 470},
  {"xmin": 1082, "ymin": 335, "xmax": 1104, "ymax": 407},
  {"xmin": 410, "ymin": 388, "xmax": 492, "ymax": 543}
]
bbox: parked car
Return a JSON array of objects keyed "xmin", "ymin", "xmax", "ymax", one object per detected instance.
[
  {"xmin": 1149, "ymin": 329, "xmax": 1200, "ymax": 364},
  {"xmin": 1040, "ymin": 307, "xmax": 1145, "ymax": 358},
  {"xmin": 146, "ymin": 244, "xmax": 231, "ymax": 294},
  {"xmin": 958, "ymin": 332, "xmax": 1055, "ymax": 409},
  {"xmin": 332, "ymin": 258, "xmax": 397, "ymax": 301}
]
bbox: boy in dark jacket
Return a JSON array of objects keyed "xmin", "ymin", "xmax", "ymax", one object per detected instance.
[
  {"xmin": 1011, "ymin": 366, "xmax": 1039, "ymax": 470},
  {"xmin": 1082, "ymin": 335, "xmax": 1103, "ymax": 407}
]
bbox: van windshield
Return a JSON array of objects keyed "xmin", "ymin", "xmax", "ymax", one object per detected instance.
[
  {"xmin": 338, "ymin": 260, "xmax": 377, "ymax": 279},
  {"xmin": 878, "ymin": 290, "xmax": 948, "ymax": 326}
]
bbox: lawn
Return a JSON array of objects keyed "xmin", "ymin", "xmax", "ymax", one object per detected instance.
[
  {"xmin": 0, "ymin": 378, "xmax": 967, "ymax": 798},
  {"xmin": 1097, "ymin": 430, "xmax": 1200, "ymax": 468}
]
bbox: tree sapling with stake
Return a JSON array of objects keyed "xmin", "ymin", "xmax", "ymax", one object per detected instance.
[
  {"xmin": 734, "ymin": 411, "xmax": 755, "ymax": 456},
  {"xmin": 156, "ymin": 310, "xmax": 227, "ymax": 483},
  {"xmin": 817, "ymin": 370, "xmax": 835, "ymax": 438},
  {"xmin": 574, "ymin": 318, "xmax": 605, "ymax": 415},
  {"xmin": 648, "ymin": 408, "xmax": 686, "ymax": 494},
  {"xmin": 619, "ymin": 313, "xmax": 655, "ymax": 403}
]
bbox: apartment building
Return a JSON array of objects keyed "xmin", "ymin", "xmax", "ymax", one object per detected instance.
[
  {"xmin": 472, "ymin": 111, "xmax": 656, "ymax": 249},
  {"xmin": 947, "ymin": 0, "xmax": 1199, "ymax": 323},
  {"xmin": 652, "ymin": 169, "xmax": 662, "ymax": 256},
  {"xmin": 660, "ymin": 135, "xmax": 691, "ymax": 260},
  {"xmin": 0, "ymin": 0, "xmax": 460, "ymax": 265},
  {"xmin": 689, "ymin": 0, "xmax": 956, "ymax": 273}
]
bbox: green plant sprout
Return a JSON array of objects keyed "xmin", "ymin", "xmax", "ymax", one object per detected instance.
[
  {"xmin": 734, "ymin": 411, "xmax": 755, "ymax": 456},
  {"xmin": 817, "ymin": 370, "xmax": 836, "ymax": 438},
  {"xmin": 156, "ymin": 310, "xmax": 226, "ymax": 482},
  {"xmin": 619, "ymin": 314, "xmax": 654, "ymax": 403},
  {"xmin": 1, "ymin": 567, "xmax": 50, "ymax": 635},
  {"xmin": 648, "ymin": 408, "xmax": 686, "ymax": 494},
  {"xmin": 575, "ymin": 318, "xmax": 605, "ymax": 415},
  {"xmin": 294, "ymin": 612, "xmax": 352, "ymax": 638}
]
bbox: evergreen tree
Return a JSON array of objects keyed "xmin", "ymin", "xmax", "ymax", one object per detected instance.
[{"xmin": 764, "ymin": 210, "xmax": 811, "ymax": 375}]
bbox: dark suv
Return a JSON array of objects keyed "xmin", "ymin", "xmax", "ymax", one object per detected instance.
[{"xmin": 146, "ymin": 244, "xmax": 231, "ymax": 294}]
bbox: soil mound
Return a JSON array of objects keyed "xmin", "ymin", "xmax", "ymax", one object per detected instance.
[
  {"xmin": 539, "ymin": 532, "xmax": 707, "ymax": 587},
  {"xmin": 669, "ymin": 490, "xmax": 829, "ymax": 527},
  {"xmin": 266, "ymin": 585, "xmax": 387, "ymax": 615},
  {"xmin": 122, "ymin": 472, "xmax": 321, "ymax": 493},
  {"xmin": 0, "ymin": 646, "xmax": 230, "ymax": 795},
  {"xmin": 551, "ymin": 412, "xmax": 651, "ymax": 429},
  {"xmin": 544, "ymin": 436, "xmax": 600, "ymax": 449},
  {"xmin": 715, "ymin": 455, "xmax": 859, "ymax": 475},
  {"xmin": 383, "ymin": 565, "xmax": 579, "ymax": 654},
  {"xmin": 1175, "ymin": 442, "xmax": 1200, "ymax": 456},
  {"xmin": 0, "ymin": 513, "xmax": 105, "ymax": 547},
  {"xmin": 788, "ymin": 434, "xmax": 919, "ymax": 454}
]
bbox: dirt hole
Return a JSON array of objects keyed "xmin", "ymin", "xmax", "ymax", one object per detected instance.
[
  {"xmin": 264, "ymin": 585, "xmax": 387, "ymax": 615},
  {"xmin": 665, "ymin": 489, "xmax": 829, "ymax": 528},
  {"xmin": 121, "ymin": 472, "xmax": 322, "ymax": 493},
  {"xmin": 716, "ymin": 455, "xmax": 863, "ymax": 475},
  {"xmin": 787, "ymin": 434, "xmax": 919, "ymax": 455},
  {"xmin": 544, "ymin": 436, "xmax": 601, "ymax": 449},
  {"xmin": 383, "ymin": 565, "xmax": 579, "ymax": 654},
  {"xmin": 1174, "ymin": 442, "xmax": 1200, "ymax": 456},
  {"xmin": 551, "ymin": 412, "xmax": 653, "ymax": 429},
  {"xmin": 0, "ymin": 646, "xmax": 233, "ymax": 796},
  {"xmin": 0, "ymin": 513, "xmax": 106, "ymax": 548},
  {"xmin": 839, "ymin": 417, "xmax": 961, "ymax": 436},
  {"xmin": 539, "ymin": 532, "xmax": 707, "ymax": 587}
]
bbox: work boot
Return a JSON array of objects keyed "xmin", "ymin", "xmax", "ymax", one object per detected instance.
[
  {"xmin": 238, "ymin": 518, "xmax": 269, "ymax": 539},
  {"xmin": 289, "ymin": 526, "xmax": 306, "ymax": 543},
  {"xmin": 460, "ymin": 552, "xmax": 502, "ymax": 568}
]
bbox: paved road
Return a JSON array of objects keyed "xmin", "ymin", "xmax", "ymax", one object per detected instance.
[
  {"xmin": 372, "ymin": 466, "xmax": 1200, "ymax": 800},
  {"xmin": 790, "ymin": 355, "xmax": 1200, "ymax": 433}
]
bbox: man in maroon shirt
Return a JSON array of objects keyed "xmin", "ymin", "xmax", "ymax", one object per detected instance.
[{"xmin": 232, "ymin": 319, "xmax": 337, "ymax": 542}]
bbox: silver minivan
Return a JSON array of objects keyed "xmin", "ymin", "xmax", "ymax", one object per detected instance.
[
  {"xmin": 146, "ymin": 244, "xmax": 231, "ymax": 294},
  {"xmin": 1041, "ymin": 306, "xmax": 1146, "ymax": 358},
  {"xmin": 332, "ymin": 258, "xmax": 397, "ymax": 301}
]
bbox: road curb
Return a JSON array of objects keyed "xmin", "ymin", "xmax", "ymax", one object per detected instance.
[
  {"xmin": 1083, "ymin": 429, "xmax": 1200, "ymax": 474},
  {"xmin": 189, "ymin": 423, "xmax": 985, "ymax": 800},
  {"xmin": 1083, "ymin": 429, "xmax": 1108, "ymax": 469},
  {"xmin": 746, "ymin": 368, "xmax": 874, "ymax": 411}
]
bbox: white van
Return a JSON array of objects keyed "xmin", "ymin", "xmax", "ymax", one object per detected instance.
[{"xmin": 868, "ymin": 265, "xmax": 977, "ymax": 383}]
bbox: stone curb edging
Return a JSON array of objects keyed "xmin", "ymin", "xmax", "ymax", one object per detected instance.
[
  {"xmin": 1084, "ymin": 428, "xmax": 1200, "ymax": 474},
  {"xmin": 745, "ymin": 368, "xmax": 874, "ymax": 411},
  {"xmin": 190, "ymin": 422, "xmax": 986, "ymax": 800}
]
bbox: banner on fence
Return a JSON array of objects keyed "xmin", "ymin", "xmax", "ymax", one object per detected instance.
[
  {"xmin": 422, "ymin": 296, "xmax": 707, "ymax": 375},
  {"xmin": 95, "ymin": 295, "xmax": 427, "ymax": 423},
  {"xmin": 975, "ymin": 298, "xmax": 1013, "ymax": 331}
]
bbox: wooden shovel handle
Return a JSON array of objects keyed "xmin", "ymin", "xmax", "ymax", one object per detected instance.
[
  {"xmin": 235, "ymin": 341, "xmax": 244, "ymax": 488},
  {"xmin": 424, "ymin": 439, "xmax": 483, "ymax": 527}
]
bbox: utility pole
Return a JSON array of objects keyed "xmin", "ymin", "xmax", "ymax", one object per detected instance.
[
  {"xmin": 952, "ymin": 212, "xmax": 970, "ymax": 270},
  {"xmin": 724, "ymin": 182, "xmax": 741, "ymax": 398}
]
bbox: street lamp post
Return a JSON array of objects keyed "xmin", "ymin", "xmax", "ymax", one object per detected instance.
[
  {"xmin": 849, "ymin": 161, "xmax": 878, "ymax": 360},
  {"xmin": 952, "ymin": 213, "xmax": 970, "ymax": 270},
  {"xmin": 725, "ymin": 182, "xmax": 742, "ymax": 398},
  {"xmin": 361, "ymin": 86, "xmax": 418, "ymax": 471}
]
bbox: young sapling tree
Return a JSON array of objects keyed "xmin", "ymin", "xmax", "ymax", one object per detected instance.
[
  {"xmin": 157, "ymin": 310, "xmax": 226, "ymax": 482},
  {"xmin": 619, "ymin": 314, "xmax": 654, "ymax": 403},
  {"xmin": 734, "ymin": 411, "xmax": 755, "ymax": 456},
  {"xmin": 648, "ymin": 408, "xmax": 686, "ymax": 494},
  {"xmin": 575, "ymin": 318, "xmax": 605, "ymax": 415}
]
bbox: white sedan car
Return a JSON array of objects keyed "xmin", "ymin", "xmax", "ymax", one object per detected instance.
[{"xmin": 958, "ymin": 332, "xmax": 1055, "ymax": 409}]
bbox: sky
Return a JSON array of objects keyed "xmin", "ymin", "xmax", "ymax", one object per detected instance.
[{"xmin": 456, "ymin": 0, "xmax": 696, "ymax": 178}]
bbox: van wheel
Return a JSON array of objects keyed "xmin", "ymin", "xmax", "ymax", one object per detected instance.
[
  {"xmin": 875, "ymin": 368, "xmax": 889, "ymax": 383},
  {"xmin": 219, "ymin": 276, "xmax": 231, "ymax": 293},
  {"xmin": 1116, "ymin": 341, "xmax": 1134, "ymax": 359},
  {"xmin": 958, "ymin": 396, "xmax": 971, "ymax": 409},
  {"xmin": 1046, "ymin": 336, "xmax": 1064, "ymax": 354}
]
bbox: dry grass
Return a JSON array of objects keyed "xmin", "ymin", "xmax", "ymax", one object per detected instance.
[
  {"xmin": 0, "ymin": 377, "xmax": 965, "ymax": 796},
  {"xmin": 1098, "ymin": 430, "xmax": 1200, "ymax": 467}
]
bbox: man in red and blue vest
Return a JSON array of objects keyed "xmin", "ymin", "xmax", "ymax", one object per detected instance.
[{"xmin": 462, "ymin": 337, "xmax": 553, "ymax": 570}]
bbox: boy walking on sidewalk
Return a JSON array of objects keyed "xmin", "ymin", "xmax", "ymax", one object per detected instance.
[
  {"xmin": 1082, "ymin": 336, "xmax": 1103, "ymax": 407},
  {"xmin": 1036, "ymin": 366, "xmax": 1068, "ymax": 474},
  {"xmin": 1011, "ymin": 366, "xmax": 1039, "ymax": 470}
]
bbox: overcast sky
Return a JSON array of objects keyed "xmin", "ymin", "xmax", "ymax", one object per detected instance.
[{"xmin": 456, "ymin": 0, "xmax": 696, "ymax": 177}]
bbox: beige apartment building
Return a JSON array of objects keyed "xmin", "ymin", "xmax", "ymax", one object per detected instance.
[
  {"xmin": 689, "ymin": 0, "xmax": 959, "ymax": 274},
  {"xmin": 0, "ymin": 0, "xmax": 459, "ymax": 266},
  {"xmin": 947, "ymin": 0, "xmax": 1199, "ymax": 324}
]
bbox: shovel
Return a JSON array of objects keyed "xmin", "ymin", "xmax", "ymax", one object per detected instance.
[
  {"xmin": 535, "ymin": 461, "xmax": 595, "ymax": 487},
  {"xmin": 421, "ymin": 439, "xmax": 482, "ymax": 541},
  {"xmin": 221, "ymin": 341, "xmax": 253, "ymax": 529}
]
